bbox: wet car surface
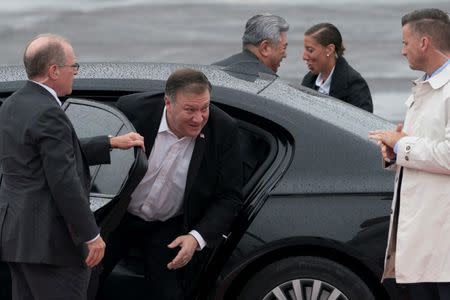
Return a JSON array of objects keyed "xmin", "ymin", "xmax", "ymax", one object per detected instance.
[{"xmin": 0, "ymin": 63, "xmax": 406, "ymax": 299}]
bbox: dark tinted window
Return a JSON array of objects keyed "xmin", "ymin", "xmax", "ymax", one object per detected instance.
[{"xmin": 64, "ymin": 99, "xmax": 135, "ymax": 196}]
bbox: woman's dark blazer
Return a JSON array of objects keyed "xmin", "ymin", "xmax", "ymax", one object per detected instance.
[{"xmin": 302, "ymin": 56, "xmax": 373, "ymax": 112}]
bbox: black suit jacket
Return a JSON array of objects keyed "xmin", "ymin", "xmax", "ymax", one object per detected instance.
[
  {"xmin": 116, "ymin": 93, "xmax": 243, "ymax": 247},
  {"xmin": 302, "ymin": 56, "xmax": 373, "ymax": 112},
  {"xmin": 0, "ymin": 81, "xmax": 110, "ymax": 267},
  {"xmin": 213, "ymin": 49, "xmax": 277, "ymax": 79}
]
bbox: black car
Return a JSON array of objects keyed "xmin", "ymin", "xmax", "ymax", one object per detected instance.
[{"xmin": 0, "ymin": 62, "xmax": 406, "ymax": 300}]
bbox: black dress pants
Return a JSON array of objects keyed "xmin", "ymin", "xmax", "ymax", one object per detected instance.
[
  {"xmin": 8, "ymin": 262, "xmax": 90, "ymax": 300},
  {"xmin": 408, "ymin": 282, "xmax": 450, "ymax": 300},
  {"xmin": 97, "ymin": 212, "xmax": 185, "ymax": 300}
]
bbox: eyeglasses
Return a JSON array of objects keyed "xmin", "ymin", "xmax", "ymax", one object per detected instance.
[{"xmin": 57, "ymin": 63, "xmax": 80, "ymax": 71}]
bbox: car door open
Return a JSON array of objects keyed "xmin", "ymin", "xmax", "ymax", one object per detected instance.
[{"xmin": 62, "ymin": 98, "xmax": 147, "ymax": 238}]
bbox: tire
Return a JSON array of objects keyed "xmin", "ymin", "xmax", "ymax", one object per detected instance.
[{"xmin": 237, "ymin": 256, "xmax": 375, "ymax": 300}]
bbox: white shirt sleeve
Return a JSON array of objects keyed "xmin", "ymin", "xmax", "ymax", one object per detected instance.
[
  {"xmin": 85, "ymin": 233, "xmax": 100, "ymax": 244},
  {"xmin": 189, "ymin": 230, "xmax": 206, "ymax": 250}
]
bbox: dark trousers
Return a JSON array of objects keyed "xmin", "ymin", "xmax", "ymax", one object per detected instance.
[
  {"xmin": 97, "ymin": 212, "xmax": 185, "ymax": 300},
  {"xmin": 8, "ymin": 262, "xmax": 90, "ymax": 300},
  {"xmin": 407, "ymin": 282, "xmax": 450, "ymax": 300}
]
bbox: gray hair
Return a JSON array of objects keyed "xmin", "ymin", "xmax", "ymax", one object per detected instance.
[
  {"xmin": 23, "ymin": 33, "xmax": 69, "ymax": 79},
  {"xmin": 242, "ymin": 14, "xmax": 289, "ymax": 47}
]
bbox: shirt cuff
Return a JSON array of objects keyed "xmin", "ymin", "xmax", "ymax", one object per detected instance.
[
  {"xmin": 189, "ymin": 230, "xmax": 206, "ymax": 250},
  {"xmin": 85, "ymin": 233, "xmax": 100, "ymax": 244},
  {"xmin": 393, "ymin": 137, "xmax": 406, "ymax": 154}
]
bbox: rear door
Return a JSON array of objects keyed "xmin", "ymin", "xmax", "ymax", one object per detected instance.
[{"xmin": 62, "ymin": 98, "xmax": 147, "ymax": 237}]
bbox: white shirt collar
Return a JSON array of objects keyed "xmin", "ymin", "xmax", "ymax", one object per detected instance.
[
  {"xmin": 30, "ymin": 80, "xmax": 62, "ymax": 106},
  {"xmin": 158, "ymin": 107, "xmax": 170, "ymax": 134},
  {"xmin": 158, "ymin": 107, "xmax": 194, "ymax": 141},
  {"xmin": 315, "ymin": 67, "xmax": 335, "ymax": 95},
  {"xmin": 424, "ymin": 59, "xmax": 450, "ymax": 80},
  {"xmin": 414, "ymin": 61, "xmax": 450, "ymax": 90}
]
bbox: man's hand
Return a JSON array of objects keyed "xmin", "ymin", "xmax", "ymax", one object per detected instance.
[
  {"xmin": 368, "ymin": 123, "xmax": 405, "ymax": 148},
  {"xmin": 110, "ymin": 132, "xmax": 145, "ymax": 151},
  {"xmin": 379, "ymin": 142, "xmax": 396, "ymax": 162},
  {"xmin": 85, "ymin": 236, "xmax": 106, "ymax": 268},
  {"xmin": 369, "ymin": 124, "xmax": 405, "ymax": 163},
  {"xmin": 167, "ymin": 234, "xmax": 198, "ymax": 270}
]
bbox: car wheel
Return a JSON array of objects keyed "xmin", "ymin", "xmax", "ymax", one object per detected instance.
[{"xmin": 237, "ymin": 256, "xmax": 375, "ymax": 300}]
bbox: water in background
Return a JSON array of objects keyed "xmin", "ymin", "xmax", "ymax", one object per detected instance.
[
  {"xmin": 2, "ymin": 0, "xmax": 448, "ymax": 11},
  {"xmin": 0, "ymin": 0, "xmax": 449, "ymax": 122}
]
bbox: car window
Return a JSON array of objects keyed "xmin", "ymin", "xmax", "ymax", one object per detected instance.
[
  {"xmin": 62, "ymin": 98, "xmax": 147, "ymax": 217},
  {"xmin": 64, "ymin": 99, "xmax": 134, "ymax": 196},
  {"xmin": 236, "ymin": 120, "xmax": 276, "ymax": 197},
  {"xmin": 212, "ymin": 99, "xmax": 281, "ymax": 198}
]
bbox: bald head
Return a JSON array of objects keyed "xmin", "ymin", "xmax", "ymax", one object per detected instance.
[{"xmin": 23, "ymin": 34, "xmax": 70, "ymax": 79}]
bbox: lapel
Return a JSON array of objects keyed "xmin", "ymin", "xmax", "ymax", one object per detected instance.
[
  {"xmin": 302, "ymin": 72, "xmax": 318, "ymax": 90},
  {"xmin": 138, "ymin": 98, "xmax": 165, "ymax": 158},
  {"xmin": 183, "ymin": 125, "xmax": 208, "ymax": 202}
]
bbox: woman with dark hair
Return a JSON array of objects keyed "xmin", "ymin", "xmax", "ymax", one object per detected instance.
[{"xmin": 301, "ymin": 23, "xmax": 373, "ymax": 112}]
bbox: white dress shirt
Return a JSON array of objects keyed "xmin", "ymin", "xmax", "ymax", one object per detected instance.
[
  {"xmin": 128, "ymin": 108, "xmax": 206, "ymax": 249},
  {"xmin": 315, "ymin": 67, "xmax": 335, "ymax": 95}
]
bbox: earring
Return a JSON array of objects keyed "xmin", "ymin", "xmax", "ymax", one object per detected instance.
[{"xmin": 326, "ymin": 53, "xmax": 330, "ymax": 57}]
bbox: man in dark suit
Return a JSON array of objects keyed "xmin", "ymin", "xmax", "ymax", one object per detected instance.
[
  {"xmin": 0, "ymin": 34, "xmax": 144, "ymax": 300},
  {"xmin": 213, "ymin": 14, "xmax": 289, "ymax": 77},
  {"xmin": 98, "ymin": 68, "xmax": 243, "ymax": 299}
]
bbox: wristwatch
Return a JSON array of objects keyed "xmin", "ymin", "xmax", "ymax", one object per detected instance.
[{"xmin": 108, "ymin": 135, "xmax": 113, "ymax": 150}]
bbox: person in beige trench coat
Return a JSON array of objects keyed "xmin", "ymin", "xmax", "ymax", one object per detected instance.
[{"xmin": 369, "ymin": 8, "xmax": 450, "ymax": 299}]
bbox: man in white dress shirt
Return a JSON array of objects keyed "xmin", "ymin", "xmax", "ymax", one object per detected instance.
[{"xmin": 98, "ymin": 68, "xmax": 243, "ymax": 299}]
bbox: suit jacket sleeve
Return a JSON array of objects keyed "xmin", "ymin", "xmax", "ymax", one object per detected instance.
[
  {"xmin": 30, "ymin": 107, "xmax": 99, "ymax": 244},
  {"xmin": 194, "ymin": 120, "xmax": 244, "ymax": 246},
  {"xmin": 79, "ymin": 136, "xmax": 111, "ymax": 166}
]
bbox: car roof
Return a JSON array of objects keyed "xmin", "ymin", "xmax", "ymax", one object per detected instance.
[
  {"xmin": 0, "ymin": 62, "xmax": 394, "ymax": 193},
  {"xmin": 0, "ymin": 62, "xmax": 273, "ymax": 95},
  {"xmin": 0, "ymin": 62, "xmax": 391, "ymax": 129}
]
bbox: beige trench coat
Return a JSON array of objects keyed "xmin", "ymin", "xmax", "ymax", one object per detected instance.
[{"xmin": 383, "ymin": 64, "xmax": 450, "ymax": 283}]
